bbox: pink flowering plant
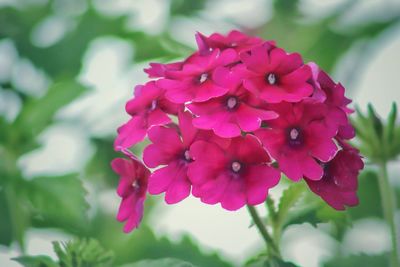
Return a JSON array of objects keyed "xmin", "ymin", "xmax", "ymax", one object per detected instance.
[{"xmin": 111, "ymin": 30, "xmax": 398, "ymax": 266}]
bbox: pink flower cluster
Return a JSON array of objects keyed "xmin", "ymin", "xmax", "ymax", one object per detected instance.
[{"xmin": 112, "ymin": 30, "xmax": 363, "ymax": 232}]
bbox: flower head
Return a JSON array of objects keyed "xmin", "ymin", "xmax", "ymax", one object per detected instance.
[
  {"xmin": 188, "ymin": 135, "xmax": 280, "ymax": 210},
  {"xmin": 113, "ymin": 30, "xmax": 363, "ymax": 232},
  {"xmin": 112, "ymin": 156, "xmax": 150, "ymax": 232}
]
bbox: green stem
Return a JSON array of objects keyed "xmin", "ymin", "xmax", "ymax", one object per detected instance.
[
  {"xmin": 378, "ymin": 162, "xmax": 399, "ymax": 267},
  {"xmin": 247, "ymin": 205, "xmax": 281, "ymax": 258}
]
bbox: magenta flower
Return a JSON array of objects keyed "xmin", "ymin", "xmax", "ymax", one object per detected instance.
[
  {"xmin": 241, "ymin": 44, "xmax": 313, "ymax": 103},
  {"xmin": 156, "ymin": 49, "xmax": 238, "ymax": 103},
  {"xmin": 195, "ymin": 30, "xmax": 266, "ymax": 55},
  {"xmin": 142, "ymin": 111, "xmax": 198, "ymax": 204},
  {"xmin": 188, "ymin": 66, "xmax": 278, "ymax": 137},
  {"xmin": 188, "ymin": 135, "xmax": 280, "ymax": 211},
  {"xmin": 305, "ymin": 145, "xmax": 364, "ymax": 210},
  {"xmin": 114, "ymin": 81, "xmax": 182, "ymax": 151},
  {"xmin": 112, "ymin": 156, "xmax": 150, "ymax": 232},
  {"xmin": 256, "ymin": 103, "xmax": 338, "ymax": 181}
]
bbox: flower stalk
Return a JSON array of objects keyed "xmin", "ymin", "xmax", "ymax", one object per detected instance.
[
  {"xmin": 247, "ymin": 205, "xmax": 281, "ymax": 258},
  {"xmin": 377, "ymin": 161, "xmax": 399, "ymax": 267}
]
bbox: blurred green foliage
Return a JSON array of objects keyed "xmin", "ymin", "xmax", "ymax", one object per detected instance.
[{"xmin": 0, "ymin": 0, "xmax": 399, "ymax": 266}]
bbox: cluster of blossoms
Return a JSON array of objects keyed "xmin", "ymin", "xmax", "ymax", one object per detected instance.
[{"xmin": 112, "ymin": 30, "xmax": 364, "ymax": 232}]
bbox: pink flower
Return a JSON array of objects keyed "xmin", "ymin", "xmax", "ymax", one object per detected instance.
[
  {"xmin": 195, "ymin": 30, "xmax": 266, "ymax": 55},
  {"xmin": 142, "ymin": 111, "xmax": 198, "ymax": 204},
  {"xmin": 241, "ymin": 44, "xmax": 313, "ymax": 103},
  {"xmin": 188, "ymin": 135, "xmax": 280, "ymax": 211},
  {"xmin": 188, "ymin": 66, "xmax": 278, "ymax": 137},
  {"xmin": 114, "ymin": 81, "xmax": 182, "ymax": 151},
  {"xmin": 157, "ymin": 49, "xmax": 238, "ymax": 103},
  {"xmin": 112, "ymin": 156, "xmax": 150, "ymax": 232},
  {"xmin": 255, "ymin": 102, "xmax": 338, "ymax": 181},
  {"xmin": 305, "ymin": 146, "xmax": 364, "ymax": 210}
]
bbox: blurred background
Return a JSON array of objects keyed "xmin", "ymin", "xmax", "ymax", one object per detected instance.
[{"xmin": 0, "ymin": 0, "xmax": 399, "ymax": 266}]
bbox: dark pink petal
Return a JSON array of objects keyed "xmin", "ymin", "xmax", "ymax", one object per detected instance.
[
  {"xmin": 147, "ymin": 108, "xmax": 171, "ymax": 126},
  {"xmin": 148, "ymin": 163, "xmax": 176, "ymax": 194},
  {"xmin": 143, "ymin": 144, "xmax": 178, "ymax": 168},
  {"xmin": 300, "ymin": 157, "xmax": 324, "ymax": 180},
  {"xmin": 240, "ymin": 44, "xmax": 270, "ymax": 73},
  {"xmin": 122, "ymin": 197, "xmax": 145, "ymax": 232},
  {"xmin": 245, "ymin": 165, "xmax": 280, "ymax": 205},
  {"xmin": 220, "ymin": 179, "xmax": 246, "ymax": 211},
  {"xmin": 193, "ymin": 81, "xmax": 230, "ymax": 102},
  {"xmin": 229, "ymin": 135, "xmax": 270, "ymax": 164},
  {"xmin": 278, "ymin": 154, "xmax": 304, "ymax": 181},
  {"xmin": 164, "ymin": 163, "xmax": 191, "ymax": 204},
  {"xmin": 197, "ymin": 173, "xmax": 230, "ymax": 205},
  {"xmin": 114, "ymin": 116, "xmax": 147, "ymax": 151},
  {"xmin": 178, "ymin": 111, "xmax": 198, "ymax": 147}
]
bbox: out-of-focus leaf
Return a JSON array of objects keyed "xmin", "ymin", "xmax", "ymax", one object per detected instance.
[
  {"xmin": 85, "ymin": 138, "xmax": 122, "ymax": 187},
  {"xmin": 13, "ymin": 255, "xmax": 58, "ymax": 267},
  {"xmin": 24, "ymin": 174, "xmax": 89, "ymax": 233},
  {"xmin": 125, "ymin": 258, "xmax": 196, "ymax": 267},
  {"xmin": 245, "ymin": 256, "xmax": 299, "ymax": 267},
  {"xmin": 0, "ymin": 187, "xmax": 13, "ymax": 246},
  {"xmin": 89, "ymin": 212, "xmax": 232, "ymax": 267},
  {"xmin": 273, "ymin": 0, "xmax": 300, "ymax": 17},
  {"xmin": 170, "ymin": 0, "xmax": 205, "ymax": 16},
  {"xmin": 281, "ymin": 187, "xmax": 350, "ymax": 240},
  {"xmin": 13, "ymin": 80, "xmax": 87, "ymax": 140},
  {"xmin": 349, "ymin": 170, "xmax": 383, "ymax": 220},
  {"xmin": 323, "ymin": 253, "xmax": 389, "ymax": 267},
  {"xmin": 53, "ymin": 239, "xmax": 114, "ymax": 267},
  {"xmin": 4, "ymin": 182, "xmax": 30, "ymax": 248}
]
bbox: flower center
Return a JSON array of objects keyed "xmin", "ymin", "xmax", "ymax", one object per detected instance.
[
  {"xmin": 266, "ymin": 73, "xmax": 277, "ymax": 85},
  {"xmin": 132, "ymin": 180, "xmax": 140, "ymax": 190},
  {"xmin": 290, "ymin": 128, "xmax": 299, "ymax": 140},
  {"xmin": 184, "ymin": 150, "xmax": 191, "ymax": 161},
  {"xmin": 231, "ymin": 161, "xmax": 241, "ymax": 173},
  {"xmin": 226, "ymin": 96, "xmax": 238, "ymax": 110},
  {"xmin": 287, "ymin": 127, "xmax": 303, "ymax": 147},
  {"xmin": 150, "ymin": 100, "xmax": 157, "ymax": 111},
  {"xmin": 198, "ymin": 73, "xmax": 208, "ymax": 84}
]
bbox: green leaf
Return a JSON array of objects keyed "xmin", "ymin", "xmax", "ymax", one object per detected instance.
[
  {"xmin": 323, "ymin": 253, "xmax": 389, "ymax": 267},
  {"xmin": 245, "ymin": 256, "xmax": 299, "ymax": 267},
  {"xmin": 13, "ymin": 255, "xmax": 57, "ymax": 267},
  {"xmin": 53, "ymin": 239, "xmax": 114, "ymax": 267},
  {"xmin": 0, "ymin": 187, "xmax": 13, "ymax": 246},
  {"xmin": 89, "ymin": 212, "xmax": 232, "ymax": 267},
  {"xmin": 25, "ymin": 174, "xmax": 89, "ymax": 233},
  {"xmin": 385, "ymin": 102, "xmax": 397, "ymax": 142},
  {"xmin": 349, "ymin": 170, "xmax": 383, "ymax": 220},
  {"xmin": 3, "ymin": 181, "xmax": 30, "ymax": 249},
  {"xmin": 277, "ymin": 183, "xmax": 306, "ymax": 228},
  {"xmin": 124, "ymin": 258, "xmax": 196, "ymax": 267}
]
